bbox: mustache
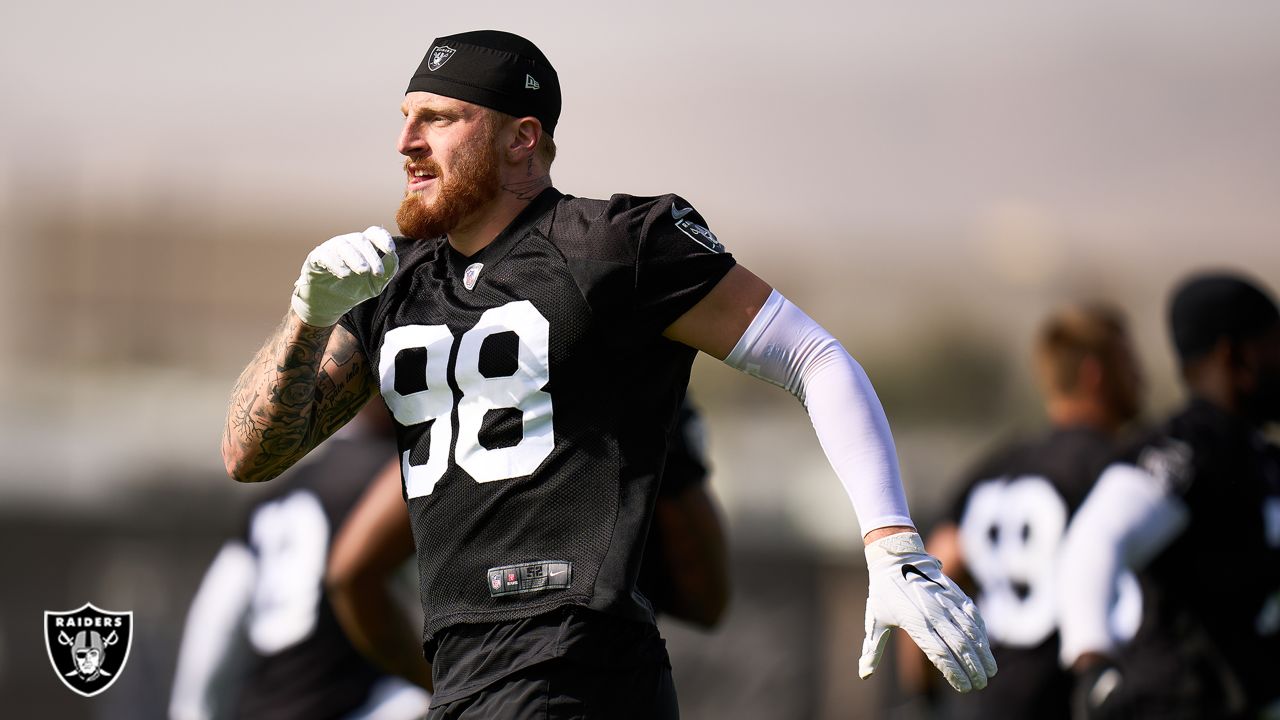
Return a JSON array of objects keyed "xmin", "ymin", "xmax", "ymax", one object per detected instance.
[{"xmin": 404, "ymin": 158, "xmax": 442, "ymax": 179}]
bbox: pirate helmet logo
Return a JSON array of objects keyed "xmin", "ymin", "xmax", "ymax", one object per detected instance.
[
  {"xmin": 427, "ymin": 45, "xmax": 456, "ymax": 72},
  {"xmin": 44, "ymin": 602, "xmax": 133, "ymax": 697}
]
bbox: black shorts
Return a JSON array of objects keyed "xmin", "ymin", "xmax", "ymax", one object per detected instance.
[{"xmin": 425, "ymin": 655, "xmax": 679, "ymax": 720}]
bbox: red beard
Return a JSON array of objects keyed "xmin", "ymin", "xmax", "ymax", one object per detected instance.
[{"xmin": 396, "ymin": 126, "xmax": 502, "ymax": 240}]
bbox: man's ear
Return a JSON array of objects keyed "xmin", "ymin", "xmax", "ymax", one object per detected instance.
[{"xmin": 505, "ymin": 117, "xmax": 542, "ymax": 163}]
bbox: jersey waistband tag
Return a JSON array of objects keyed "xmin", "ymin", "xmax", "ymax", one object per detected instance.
[{"xmin": 487, "ymin": 560, "xmax": 572, "ymax": 597}]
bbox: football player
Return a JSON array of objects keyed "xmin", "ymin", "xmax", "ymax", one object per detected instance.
[
  {"xmin": 1057, "ymin": 273, "xmax": 1280, "ymax": 719},
  {"xmin": 901, "ymin": 303, "xmax": 1143, "ymax": 719},
  {"xmin": 220, "ymin": 30, "xmax": 994, "ymax": 718},
  {"xmin": 171, "ymin": 400, "xmax": 432, "ymax": 720}
]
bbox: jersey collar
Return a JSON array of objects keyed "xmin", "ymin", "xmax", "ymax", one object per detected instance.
[{"xmin": 445, "ymin": 187, "xmax": 563, "ymax": 280}]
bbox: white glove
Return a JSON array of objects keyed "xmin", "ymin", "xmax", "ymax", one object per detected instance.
[
  {"xmin": 290, "ymin": 227, "xmax": 398, "ymax": 327},
  {"xmin": 859, "ymin": 532, "xmax": 997, "ymax": 692}
]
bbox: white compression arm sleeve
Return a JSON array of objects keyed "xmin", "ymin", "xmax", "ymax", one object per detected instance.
[
  {"xmin": 724, "ymin": 290, "xmax": 913, "ymax": 533},
  {"xmin": 169, "ymin": 541, "xmax": 257, "ymax": 720},
  {"xmin": 1056, "ymin": 463, "xmax": 1190, "ymax": 666}
]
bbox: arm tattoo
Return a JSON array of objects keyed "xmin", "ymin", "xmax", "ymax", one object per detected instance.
[
  {"xmin": 313, "ymin": 334, "xmax": 375, "ymax": 440},
  {"xmin": 222, "ymin": 313, "xmax": 374, "ymax": 482}
]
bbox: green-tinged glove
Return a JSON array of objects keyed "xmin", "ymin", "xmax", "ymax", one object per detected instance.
[{"xmin": 291, "ymin": 227, "xmax": 398, "ymax": 327}]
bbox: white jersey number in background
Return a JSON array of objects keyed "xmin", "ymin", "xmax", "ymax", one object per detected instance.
[
  {"xmin": 961, "ymin": 475, "xmax": 1140, "ymax": 647},
  {"xmin": 247, "ymin": 491, "xmax": 329, "ymax": 654}
]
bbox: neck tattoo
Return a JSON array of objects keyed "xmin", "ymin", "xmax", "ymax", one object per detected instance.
[{"xmin": 501, "ymin": 176, "xmax": 551, "ymax": 201}]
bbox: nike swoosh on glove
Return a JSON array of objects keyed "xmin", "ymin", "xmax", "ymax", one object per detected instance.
[
  {"xmin": 859, "ymin": 532, "xmax": 997, "ymax": 692},
  {"xmin": 291, "ymin": 227, "xmax": 398, "ymax": 327}
]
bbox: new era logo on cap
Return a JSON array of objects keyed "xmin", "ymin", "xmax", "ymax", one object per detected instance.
[{"xmin": 525, "ymin": 74, "xmax": 540, "ymax": 90}]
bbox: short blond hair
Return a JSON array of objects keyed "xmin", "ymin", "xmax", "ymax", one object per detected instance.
[
  {"xmin": 1035, "ymin": 303, "xmax": 1130, "ymax": 396},
  {"xmin": 537, "ymin": 131, "xmax": 557, "ymax": 167}
]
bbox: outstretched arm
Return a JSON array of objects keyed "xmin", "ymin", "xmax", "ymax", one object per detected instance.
[
  {"xmin": 664, "ymin": 264, "xmax": 996, "ymax": 693},
  {"xmin": 326, "ymin": 458, "xmax": 433, "ymax": 690},
  {"xmin": 222, "ymin": 226, "xmax": 397, "ymax": 483},
  {"xmin": 663, "ymin": 265, "xmax": 913, "ymax": 538}
]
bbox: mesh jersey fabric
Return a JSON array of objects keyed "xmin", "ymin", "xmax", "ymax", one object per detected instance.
[
  {"xmin": 339, "ymin": 188, "xmax": 735, "ymax": 694},
  {"xmin": 941, "ymin": 426, "xmax": 1118, "ymax": 720}
]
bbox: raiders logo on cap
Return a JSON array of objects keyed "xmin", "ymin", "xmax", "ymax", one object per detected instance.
[{"xmin": 427, "ymin": 45, "xmax": 456, "ymax": 71}]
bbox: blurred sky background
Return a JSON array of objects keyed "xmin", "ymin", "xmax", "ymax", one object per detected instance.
[{"xmin": 3, "ymin": 2, "xmax": 1280, "ymax": 717}]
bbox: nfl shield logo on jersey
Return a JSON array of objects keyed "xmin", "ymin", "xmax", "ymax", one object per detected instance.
[
  {"xmin": 44, "ymin": 603, "xmax": 133, "ymax": 697},
  {"xmin": 427, "ymin": 45, "xmax": 456, "ymax": 71},
  {"xmin": 463, "ymin": 262, "xmax": 484, "ymax": 290}
]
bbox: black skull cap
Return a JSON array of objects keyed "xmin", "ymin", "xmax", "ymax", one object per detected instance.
[
  {"xmin": 406, "ymin": 30, "xmax": 561, "ymax": 137},
  {"xmin": 1169, "ymin": 271, "xmax": 1280, "ymax": 363}
]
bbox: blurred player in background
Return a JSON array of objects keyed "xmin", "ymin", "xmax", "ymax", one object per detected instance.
[
  {"xmin": 633, "ymin": 400, "xmax": 729, "ymax": 627},
  {"xmin": 170, "ymin": 400, "xmax": 432, "ymax": 720},
  {"xmin": 325, "ymin": 397, "xmax": 729, "ymax": 689},
  {"xmin": 221, "ymin": 29, "xmax": 994, "ymax": 717},
  {"xmin": 1058, "ymin": 272, "xmax": 1280, "ymax": 719},
  {"xmin": 900, "ymin": 303, "xmax": 1144, "ymax": 718}
]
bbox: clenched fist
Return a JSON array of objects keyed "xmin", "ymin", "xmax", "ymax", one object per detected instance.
[{"xmin": 291, "ymin": 227, "xmax": 398, "ymax": 327}]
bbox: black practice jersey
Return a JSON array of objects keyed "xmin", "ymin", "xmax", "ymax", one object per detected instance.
[
  {"xmin": 234, "ymin": 432, "xmax": 396, "ymax": 720},
  {"xmin": 943, "ymin": 427, "xmax": 1123, "ymax": 720},
  {"xmin": 339, "ymin": 190, "xmax": 734, "ymax": 665},
  {"xmin": 1109, "ymin": 399, "xmax": 1280, "ymax": 717}
]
